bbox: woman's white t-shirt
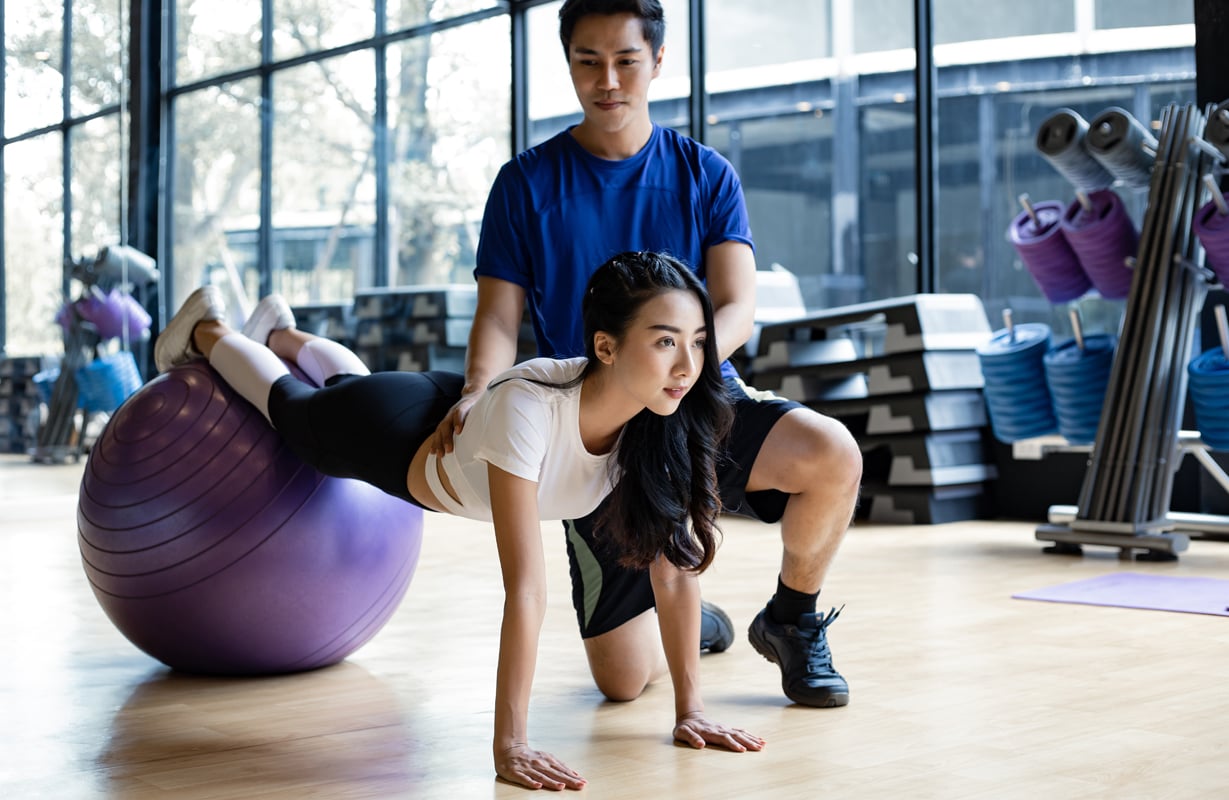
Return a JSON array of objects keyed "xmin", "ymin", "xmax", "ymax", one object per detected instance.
[{"xmin": 424, "ymin": 357, "xmax": 615, "ymax": 522}]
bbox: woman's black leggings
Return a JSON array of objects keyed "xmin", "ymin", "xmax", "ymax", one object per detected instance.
[{"xmin": 266, "ymin": 370, "xmax": 464, "ymax": 505}]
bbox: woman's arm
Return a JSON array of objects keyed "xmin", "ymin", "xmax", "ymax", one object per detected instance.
[
  {"xmin": 649, "ymin": 557, "xmax": 766, "ymax": 753},
  {"xmin": 487, "ymin": 464, "xmax": 587, "ymax": 791}
]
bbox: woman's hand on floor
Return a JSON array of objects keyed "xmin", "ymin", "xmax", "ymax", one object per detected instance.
[
  {"xmin": 495, "ymin": 743, "xmax": 587, "ymax": 791},
  {"xmin": 673, "ymin": 711, "xmax": 766, "ymax": 753}
]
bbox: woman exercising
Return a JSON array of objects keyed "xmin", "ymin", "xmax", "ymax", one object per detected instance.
[{"xmin": 155, "ymin": 251, "xmax": 765, "ymax": 791}]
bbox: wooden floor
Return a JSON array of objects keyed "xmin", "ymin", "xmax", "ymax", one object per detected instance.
[{"xmin": 2, "ymin": 452, "xmax": 1227, "ymax": 799}]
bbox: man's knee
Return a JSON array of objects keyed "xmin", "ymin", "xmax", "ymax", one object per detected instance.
[
  {"xmin": 759, "ymin": 410, "xmax": 862, "ymax": 493},
  {"xmin": 815, "ymin": 414, "xmax": 863, "ymax": 487}
]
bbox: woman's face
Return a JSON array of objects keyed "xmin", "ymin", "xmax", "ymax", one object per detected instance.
[{"xmin": 598, "ymin": 288, "xmax": 706, "ymax": 417}]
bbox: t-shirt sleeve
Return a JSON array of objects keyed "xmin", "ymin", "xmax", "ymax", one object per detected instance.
[
  {"xmin": 475, "ymin": 162, "xmax": 533, "ymax": 288},
  {"xmin": 471, "ymin": 380, "xmax": 551, "ymax": 483},
  {"xmin": 702, "ymin": 151, "xmax": 754, "ymax": 252}
]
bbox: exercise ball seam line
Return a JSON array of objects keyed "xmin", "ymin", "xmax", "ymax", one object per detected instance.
[
  {"xmin": 93, "ymin": 367, "xmax": 230, "ymax": 462},
  {"xmin": 78, "ymin": 459, "xmax": 324, "ymax": 594},
  {"xmin": 79, "ymin": 397, "xmax": 266, "ymax": 514},
  {"xmin": 77, "ymin": 420, "xmax": 293, "ymax": 550}
]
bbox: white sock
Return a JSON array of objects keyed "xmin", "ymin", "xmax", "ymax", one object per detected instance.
[
  {"xmin": 294, "ymin": 338, "xmax": 370, "ymax": 386},
  {"xmin": 208, "ymin": 333, "xmax": 290, "ymax": 424}
]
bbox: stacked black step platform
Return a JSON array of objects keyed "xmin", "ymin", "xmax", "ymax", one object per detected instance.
[
  {"xmin": 288, "ymin": 301, "xmax": 356, "ymax": 350},
  {"xmin": 350, "ymin": 285, "xmax": 478, "ymax": 373},
  {"xmin": 295, "ymin": 285, "xmax": 537, "ymax": 376},
  {"xmin": 0, "ymin": 356, "xmax": 46, "ymax": 454},
  {"xmin": 745, "ymin": 294, "xmax": 994, "ymax": 524}
]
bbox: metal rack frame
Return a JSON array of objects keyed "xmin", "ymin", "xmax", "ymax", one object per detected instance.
[{"xmin": 1033, "ymin": 102, "xmax": 1229, "ymax": 560}]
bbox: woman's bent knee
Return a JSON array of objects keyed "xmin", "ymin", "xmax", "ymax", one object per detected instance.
[
  {"xmin": 592, "ymin": 669, "xmax": 651, "ymax": 702},
  {"xmin": 582, "ymin": 610, "xmax": 664, "ymax": 701}
]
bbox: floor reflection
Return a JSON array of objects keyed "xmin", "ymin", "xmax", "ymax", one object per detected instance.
[{"xmin": 98, "ymin": 662, "xmax": 420, "ymax": 797}]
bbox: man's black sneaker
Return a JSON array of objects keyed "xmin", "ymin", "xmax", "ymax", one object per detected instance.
[
  {"xmin": 748, "ymin": 603, "xmax": 849, "ymax": 707},
  {"xmin": 699, "ymin": 599, "xmax": 734, "ymax": 653}
]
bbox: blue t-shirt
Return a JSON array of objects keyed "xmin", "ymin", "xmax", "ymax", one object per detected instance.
[{"xmin": 475, "ymin": 124, "xmax": 753, "ymax": 378}]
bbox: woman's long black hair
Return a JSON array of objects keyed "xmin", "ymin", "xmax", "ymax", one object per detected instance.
[
  {"xmin": 489, "ymin": 251, "xmax": 732, "ymax": 571},
  {"xmin": 581, "ymin": 251, "xmax": 732, "ymax": 573}
]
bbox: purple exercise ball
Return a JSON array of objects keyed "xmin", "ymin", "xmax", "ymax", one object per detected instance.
[{"xmin": 78, "ymin": 360, "xmax": 423, "ymax": 676}]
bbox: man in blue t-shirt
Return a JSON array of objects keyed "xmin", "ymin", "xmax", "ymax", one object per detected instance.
[{"xmin": 434, "ymin": 0, "xmax": 862, "ymax": 749}]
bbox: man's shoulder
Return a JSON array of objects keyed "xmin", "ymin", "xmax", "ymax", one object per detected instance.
[
  {"xmin": 653, "ymin": 125, "xmax": 720, "ymax": 156},
  {"xmin": 509, "ymin": 129, "xmax": 573, "ymax": 170},
  {"xmin": 488, "ymin": 131, "xmax": 576, "ymax": 197},
  {"xmin": 650, "ymin": 125, "xmax": 734, "ymax": 176}
]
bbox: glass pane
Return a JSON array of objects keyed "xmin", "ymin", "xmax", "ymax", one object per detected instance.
[
  {"xmin": 853, "ymin": 0, "xmax": 911, "ymax": 53},
  {"xmin": 69, "ymin": 115, "xmax": 123, "ymax": 257},
  {"xmin": 527, "ymin": 2, "xmax": 574, "ymax": 134},
  {"xmin": 175, "ymin": 0, "xmax": 261, "ymax": 86},
  {"xmin": 655, "ymin": 0, "xmax": 690, "ymax": 106},
  {"xmin": 271, "ymin": 53, "xmax": 376, "ymax": 304},
  {"xmin": 709, "ymin": 0, "xmax": 915, "ymax": 309},
  {"xmin": 1096, "ymin": 0, "xmax": 1193, "ymax": 30},
  {"xmin": 934, "ymin": 57, "xmax": 1195, "ymax": 341},
  {"xmin": 388, "ymin": 0, "xmax": 499, "ymax": 32},
  {"xmin": 935, "ymin": 0, "xmax": 1073, "ymax": 43},
  {"xmin": 528, "ymin": 0, "xmax": 690, "ymax": 144},
  {"xmin": 170, "ymin": 80, "xmax": 262, "ymax": 312},
  {"xmin": 710, "ymin": 112, "xmax": 844, "ymax": 308},
  {"xmin": 273, "ymin": 0, "xmax": 374, "ymax": 62},
  {"xmin": 4, "ymin": 136, "xmax": 64, "ymax": 356},
  {"xmin": 4, "ymin": 0, "xmax": 65, "ymax": 137},
  {"xmin": 70, "ymin": 0, "xmax": 124, "ymax": 116},
  {"xmin": 707, "ymin": 0, "xmax": 830, "ymax": 71},
  {"xmin": 388, "ymin": 16, "xmax": 509, "ymax": 286},
  {"xmin": 860, "ymin": 100, "xmax": 919, "ymax": 304}
]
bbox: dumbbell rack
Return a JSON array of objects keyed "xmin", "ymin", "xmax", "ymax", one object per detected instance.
[{"xmin": 1035, "ymin": 102, "xmax": 1229, "ymax": 559}]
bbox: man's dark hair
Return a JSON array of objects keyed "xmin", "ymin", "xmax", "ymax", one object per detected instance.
[{"xmin": 558, "ymin": 0, "xmax": 666, "ymax": 59}]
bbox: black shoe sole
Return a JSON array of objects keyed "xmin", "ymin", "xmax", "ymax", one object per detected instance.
[{"xmin": 748, "ymin": 617, "xmax": 850, "ymax": 708}]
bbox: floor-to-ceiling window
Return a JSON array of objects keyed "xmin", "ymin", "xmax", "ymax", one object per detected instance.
[
  {"xmin": 0, "ymin": 0, "xmax": 1200, "ymax": 356},
  {"xmin": 166, "ymin": 0, "xmax": 509, "ymax": 314},
  {"xmin": 527, "ymin": 0, "xmax": 1194, "ymax": 322},
  {"xmin": 932, "ymin": 1, "xmax": 1195, "ymax": 340}
]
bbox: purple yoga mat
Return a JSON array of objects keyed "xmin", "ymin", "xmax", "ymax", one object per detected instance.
[{"xmin": 1013, "ymin": 572, "xmax": 1229, "ymax": 617}]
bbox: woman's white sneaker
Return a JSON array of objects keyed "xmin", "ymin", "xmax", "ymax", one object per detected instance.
[
  {"xmin": 241, "ymin": 294, "xmax": 296, "ymax": 345},
  {"xmin": 154, "ymin": 286, "xmax": 227, "ymax": 372}
]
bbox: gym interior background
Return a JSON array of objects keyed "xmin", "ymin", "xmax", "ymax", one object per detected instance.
[
  {"xmin": 6, "ymin": 0, "xmax": 1216, "ymax": 523},
  {"xmin": 3, "ymin": 4, "xmax": 1229, "ymax": 798}
]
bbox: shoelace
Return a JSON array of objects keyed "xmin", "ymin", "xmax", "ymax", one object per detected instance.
[{"xmin": 798, "ymin": 605, "xmax": 844, "ymax": 674}]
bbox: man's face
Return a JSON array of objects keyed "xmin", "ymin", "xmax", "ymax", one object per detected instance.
[{"xmin": 566, "ymin": 13, "xmax": 663, "ymax": 137}]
